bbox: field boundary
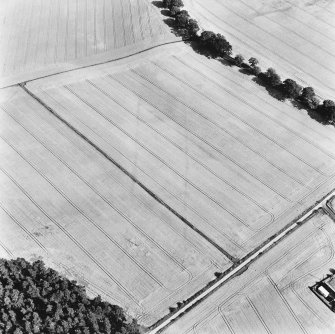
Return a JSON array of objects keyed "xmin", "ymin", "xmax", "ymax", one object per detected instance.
[
  {"xmin": 18, "ymin": 83, "xmax": 237, "ymax": 263},
  {"xmin": 149, "ymin": 189, "xmax": 335, "ymax": 333},
  {"xmin": 0, "ymin": 38, "xmax": 184, "ymax": 90}
]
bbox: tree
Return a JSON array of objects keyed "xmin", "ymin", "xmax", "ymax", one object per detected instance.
[
  {"xmin": 167, "ymin": 0, "xmax": 183, "ymax": 10},
  {"xmin": 320, "ymin": 100, "xmax": 335, "ymax": 121},
  {"xmin": 162, "ymin": 0, "xmax": 172, "ymax": 8},
  {"xmin": 175, "ymin": 10, "xmax": 190, "ymax": 28},
  {"xmin": 265, "ymin": 68, "xmax": 282, "ymax": 87},
  {"xmin": 200, "ymin": 30, "xmax": 216, "ymax": 46},
  {"xmin": 213, "ymin": 34, "xmax": 232, "ymax": 56},
  {"xmin": 186, "ymin": 18, "xmax": 200, "ymax": 37},
  {"xmin": 0, "ymin": 258, "xmax": 141, "ymax": 334},
  {"xmin": 281, "ymin": 78, "xmax": 302, "ymax": 99},
  {"xmin": 308, "ymin": 96, "xmax": 320, "ymax": 110},
  {"xmin": 253, "ymin": 65, "xmax": 262, "ymax": 76},
  {"xmin": 301, "ymin": 86, "xmax": 315, "ymax": 102},
  {"xmin": 234, "ymin": 54, "xmax": 244, "ymax": 67},
  {"xmin": 248, "ymin": 57, "xmax": 259, "ymax": 68},
  {"xmin": 170, "ymin": 5, "xmax": 181, "ymax": 16}
]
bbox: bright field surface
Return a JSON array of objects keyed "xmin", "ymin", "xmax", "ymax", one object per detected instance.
[
  {"xmin": 0, "ymin": 0, "xmax": 177, "ymax": 87},
  {"xmin": 0, "ymin": 86, "xmax": 231, "ymax": 326},
  {"xmin": 164, "ymin": 210, "xmax": 335, "ymax": 334},
  {"xmin": 328, "ymin": 196, "xmax": 335, "ymax": 213},
  {"xmin": 184, "ymin": 0, "xmax": 335, "ymax": 100},
  {"xmin": 27, "ymin": 45, "xmax": 335, "ymax": 260}
]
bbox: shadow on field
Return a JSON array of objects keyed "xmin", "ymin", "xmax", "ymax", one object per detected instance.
[
  {"xmin": 292, "ymin": 100, "xmax": 330, "ymax": 124},
  {"xmin": 152, "ymin": 0, "xmax": 334, "ymax": 128},
  {"xmin": 252, "ymin": 76, "xmax": 286, "ymax": 102},
  {"xmin": 152, "ymin": 0, "xmax": 164, "ymax": 8}
]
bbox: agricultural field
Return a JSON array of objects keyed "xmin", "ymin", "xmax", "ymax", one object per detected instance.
[
  {"xmin": 27, "ymin": 45, "xmax": 335, "ymax": 260},
  {"xmin": 183, "ymin": 0, "xmax": 335, "ymax": 100},
  {"xmin": 328, "ymin": 196, "xmax": 335, "ymax": 213},
  {"xmin": 0, "ymin": 0, "xmax": 178, "ymax": 87},
  {"xmin": 0, "ymin": 85, "xmax": 231, "ymax": 326},
  {"xmin": 2, "ymin": 1, "xmax": 335, "ymax": 332},
  {"xmin": 164, "ymin": 209, "xmax": 335, "ymax": 334}
]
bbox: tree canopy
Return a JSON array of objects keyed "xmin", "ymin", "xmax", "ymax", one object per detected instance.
[
  {"xmin": 282, "ymin": 79, "xmax": 302, "ymax": 99},
  {"xmin": 0, "ymin": 258, "xmax": 141, "ymax": 334}
]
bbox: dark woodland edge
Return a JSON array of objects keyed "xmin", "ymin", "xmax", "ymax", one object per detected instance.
[{"xmin": 0, "ymin": 258, "xmax": 142, "ymax": 334}]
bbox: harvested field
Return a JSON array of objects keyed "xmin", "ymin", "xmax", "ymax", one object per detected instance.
[
  {"xmin": 0, "ymin": 86, "xmax": 231, "ymax": 326},
  {"xmin": 183, "ymin": 0, "xmax": 335, "ymax": 100},
  {"xmin": 0, "ymin": 0, "xmax": 178, "ymax": 87},
  {"xmin": 164, "ymin": 210, "xmax": 335, "ymax": 334},
  {"xmin": 328, "ymin": 196, "xmax": 335, "ymax": 213},
  {"xmin": 27, "ymin": 45, "xmax": 335, "ymax": 259}
]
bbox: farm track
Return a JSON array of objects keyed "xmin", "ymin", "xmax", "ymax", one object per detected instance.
[
  {"xmin": 67, "ymin": 78, "xmax": 272, "ymax": 232},
  {"xmin": 266, "ymin": 274, "xmax": 307, "ymax": 334},
  {"xmin": 246, "ymin": 296, "xmax": 272, "ymax": 334},
  {"xmin": 18, "ymin": 84, "xmax": 239, "ymax": 265},
  {"xmin": 121, "ymin": 66, "xmax": 330, "ymax": 227},
  {"xmin": 34, "ymin": 83, "xmax": 240, "ymax": 261},
  {"xmin": 89, "ymin": 75, "xmax": 274, "ymax": 222},
  {"xmin": 0, "ymin": 39, "xmax": 184, "ymax": 89},
  {"xmin": 81, "ymin": 79, "xmax": 245, "ymax": 252},
  {"xmin": 154, "ymin": 204, "xmax": 335, "ymax": 333},
  {"xmin": 40, "ymin": 86, "xmax": 246, "ymax": 255},
  {"xmin": 0, "ymin": 0, "xmax": 177, "ymax": 87},
  {"xmin": 1, "ymin": 104, "xmax": 213, "ymax": 274}
]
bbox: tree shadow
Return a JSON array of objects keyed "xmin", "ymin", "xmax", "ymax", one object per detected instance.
[
  {"xmin": 160, "ymin": 9, "xmax": 171, "ymax": 17},
  {"xmin": 153, "ymin": 0, "xmax": 333, "ymax": 128},
  {"xmin": 152, "ymin": 0, "xmax": 164, "ymax": 9},
  {"xmin": 163, "ymin": 18, "xmax": 184, "ymax": 37},
  {"xmin": 218, "ymin": 57, "xmax": 235, "ymax": 67},
  {"xmin": 185, "ymin": 39, "xmax": 219, "ymax": 59},
  {"xmin": 252, "ymin": 76, "xmax": 286, "ymax": 102},
  {"xmin": 291, "ymin": 100, "xmax": 329, "ymax": 124},
  {"xmin": 238, "ymin": 64, "xmax": 254, "ymax": 76}
]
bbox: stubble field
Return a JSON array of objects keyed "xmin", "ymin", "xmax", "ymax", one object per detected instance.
[
  {"xmin": 164, "ymin": 210, "xmax": 335, "ymax": 334},
  {"xmin": 0, "ymin": 0, "xmax": 178, "ymax": 87},
  {"xmin": 27, "ymin": 45, "xmax": 335, "ymax": 260},
  {"xmin": 1, "ymin": 0, "xmax": 335, "ymax": 330},
  {"xmin": 0, "ymin": 85, "xmax": 231, "ymax": 326},
  {"xmin": 183, "ymin": 0, "xmax": 335, "ymax": 100}
]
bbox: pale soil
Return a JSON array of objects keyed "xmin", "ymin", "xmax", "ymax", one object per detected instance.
[
  {"xmin": 183, "ymin": 0, "xmax": 335, "ymax": 100},
  {"xmin": 328, "ymin": 196, "xmax": 335, "ymax": 213},
  {"xmin": 0, "ymin": 86, "xmax": 231, "ymax": 326},
  {"xmin": 0, "ymin": 0, "xmax": 179, "ymax": 87},
  {"xmin": 27, "ymin": 45, "xmax": 335, "ymax": 259},
  {"xmin": 164, "ymin": 210, "xmax": 335, "ymax": 334}
]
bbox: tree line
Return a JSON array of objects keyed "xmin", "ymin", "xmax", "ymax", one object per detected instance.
[
  {"xmin": 0, "ymin": 258, "xmax": 141, "ymax": 334},
  {"xmin": 161, "ymin": 0, "xmax": 335, "ymax": 123}
]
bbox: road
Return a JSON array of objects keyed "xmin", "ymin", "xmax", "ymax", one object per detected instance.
[{"xmin": 150, "ymin": 190, "xmax": 335, "ymax": 334}]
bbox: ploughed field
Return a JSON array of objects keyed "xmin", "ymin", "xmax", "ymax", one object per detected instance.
[
  {"xmin": 0, "ymin": 86, "xmax": 231, "ymax": 326},
  {"xmin": 164, "ymin": 210, "xmax": 335, "ymax": 334},
  {"xmin": 26, "ymin": 46, "xmax": 335, "ymax": 259},
  {"xmin": 0, "ymin": 0, "xmax": 177, "ymax": 87},
  {"xmin": 183, "ymin": 0, "xmax": 335, "ymax": 100}
]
